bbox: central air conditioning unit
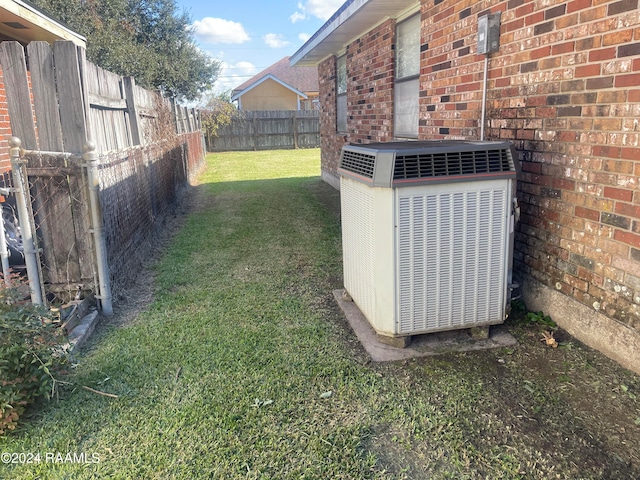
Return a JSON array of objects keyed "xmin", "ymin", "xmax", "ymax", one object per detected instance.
[{"xmin": 339, "ymin": 140, "xmax": 519, "ymax": 343}]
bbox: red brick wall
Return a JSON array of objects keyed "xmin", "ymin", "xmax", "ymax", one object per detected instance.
[
  {"xmin": 347, "ymin": 20, "xmax": 396, "ymax": 144},
  {"xmin": 318, "ymin": 20, "xmax": 396, "ymax": 185},
  {"xmin": 420, "ymin": 0, "xmax": 486, "ymax": 138},
  {"xmin": 317, "ymin": 0, "xmax": 640, "ymax": 332},
  {"xmin": 477, "ymin": 0, "xmax": 640, "ymax": 329},
  {"xmin": 318, "ymin": 56, "xmax": 343, "ymax": 186}
]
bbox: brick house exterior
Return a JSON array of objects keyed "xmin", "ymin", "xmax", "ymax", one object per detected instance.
[{"xmin": 292, "ymin": 0, "xmax": 640, "ymax": 373}]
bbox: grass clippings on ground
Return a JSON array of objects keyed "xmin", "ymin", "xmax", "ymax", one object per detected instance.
[{"xmin": 1, "ymin": 148, "xmax": 639, "ymax": 479}]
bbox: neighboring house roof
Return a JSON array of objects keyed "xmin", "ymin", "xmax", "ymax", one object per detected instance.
[
  {"xmin": 231, "ymin": 74, "xmax": 308, "ymax": 102},
  {"xmin": 232, "ymin": 56, "xmax": 319, "ymax": 97},
  {"xmin": 290, "ymin": 0, "xmax": 416, "ymax": 66},
  {"xmin": 0, "ymin": 0, "xmax": 86, "ymax": 46}
]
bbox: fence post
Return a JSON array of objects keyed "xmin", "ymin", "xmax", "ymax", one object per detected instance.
[
  {"xmin": 292, "ymin": 111, "xmax": 299, "ymax": 149},
  {"xmin": 179, "ymin": 104, "xmax": 187, "ymax": 134},
  {"xmin": 83, "ymin": 141, "xmax": 113, "ymax": 316},
  {"xmin": 184, "ymin": 106, "xmax": 192, "ymax": 133},
  {"xmin": 252, "ymin": 117, "xmax": 258, "ymax": 151},
  {"xmin": 123, "ymin": 76, "xmax": 143, "ymax": 146},
  {"xmin": 9, "ymin": 137, "xmax": 44, "ymax": 305}
]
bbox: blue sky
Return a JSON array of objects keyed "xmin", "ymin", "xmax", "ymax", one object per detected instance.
[{"xmin": 174, "ymin": 0, "xmax": 345, "ymax": 96}]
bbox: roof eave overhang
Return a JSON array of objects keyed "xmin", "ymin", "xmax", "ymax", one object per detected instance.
[
  {"xmin": 231, "ymin": 74, "xmax": 309, "ymax": 101},
  {"xmin": 0, "ymin": 0, "xmax": 86, "ymax": 47},
  {"xmin": 290, "ymin": 0, "xmax": 418, "ymax": 66}
]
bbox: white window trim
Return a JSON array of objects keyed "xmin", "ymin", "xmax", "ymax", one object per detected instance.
[
  {"xmin": 394, "ymin": 12, "xmax": 420, "ymax": 139},
  {"xmin": 336, "ymin": 54, "xmax": 347, "ymax": 133}
]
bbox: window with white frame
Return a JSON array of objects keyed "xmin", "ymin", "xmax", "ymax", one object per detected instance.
[
  {"xmin": 336, "ymin": 54, "xmax": 347, "ymax": 133},
  {"xmin": 395, "ymin": 14, "xmax": 420, "ymax": 138}
]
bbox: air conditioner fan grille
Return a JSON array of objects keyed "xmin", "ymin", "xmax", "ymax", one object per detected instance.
[
  {"xmin": 340, "ymin": 150, "xmax": 376, "ymax": 179},
  {"xmin": 394, "ymin": 148, "xmax": 513, "ymax": 180}
]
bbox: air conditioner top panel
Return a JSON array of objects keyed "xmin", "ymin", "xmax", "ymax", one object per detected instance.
[
  {"xmin": 338, "ymin": 140, "xmax": 519, "ymax": 188},
  {"xmin": 343, "ymin": 140, "xmax": 506, "ymax": 153}
]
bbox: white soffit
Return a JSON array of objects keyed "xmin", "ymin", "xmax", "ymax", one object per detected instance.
[
  {"xmin": 291, "ymin": 0, "xmax": 418, "ymax": 66},
  {"xmin": 0, "ymin": 0, "xmax": 86, "ymax": 46}
]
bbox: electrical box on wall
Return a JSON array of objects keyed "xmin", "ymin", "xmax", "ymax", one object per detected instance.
[{"xmin": 478, "ymin": 12, "xmax": 501, "ymax": 54}]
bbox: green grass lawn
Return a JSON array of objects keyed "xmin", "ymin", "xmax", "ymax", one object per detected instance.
[{"xmin": 1, "ymin": 148, "xmax": 639, "ymax": 479}]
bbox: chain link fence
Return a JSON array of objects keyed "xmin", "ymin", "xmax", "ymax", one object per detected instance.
[
  {"xmin": 98, "ymin": 141, "xmax": 190, "ymax": 298},
  {"xmin": 2, "ymin": 132, "xmax": 202, "ymax": 307}
]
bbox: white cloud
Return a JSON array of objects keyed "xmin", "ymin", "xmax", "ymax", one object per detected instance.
[
  {"xmin": 303, "ymin": 0, "xmax": 344, "ymax": 20},
  {"xmin": 290, "ymin": 11, "xmax": 306, "ymax": 23},
  {"xmin": 263, "ymin": 33, "xmax": 290, "ymax": 48},
  {"xmin": 192, "ymin": 18, "xmax": 250, "ymax": 44},
  {"xmin": 229, "ymin": 61, "xmax": 257, "ymax": 75},
  {"xmin": 298, "ymin": 33, "xmax": 311, "ymax": 42},
  {"xmin": 211, "ymin": 61, "xmax": 258, "ymax": 94}
]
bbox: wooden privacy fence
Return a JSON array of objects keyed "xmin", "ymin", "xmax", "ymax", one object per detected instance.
[
  {"xmin": 0, "ymin": 39, "xmax": 204, "ymax": 308},
  {"xmin": 208, "ymin": 110, "xmax": 319, "ymax": 151}
]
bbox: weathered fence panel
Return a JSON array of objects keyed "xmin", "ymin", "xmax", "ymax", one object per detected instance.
[
  {"xmin": 209, "ymin": 110, "xmax": 319, "ymax": 151},
  {"xmin": 0, "ymin": 39, "xmax": 204, "ymax": 305},
  {"xmin": 0, "ymin": 42, "xmax": 37, "ymax": 148},
  {"xmin": 0, "ymin": 40, "xmax": 94, "ymax": 298},
  {"xmin": 85, "ymin": 61, "xmax": 131, "ymax": 151},
  {"xmin": 27, "ymin": 42, "xmax": 94, "ymax": 292},
  {"xmin": 53, "ymin": 42, "xmax": 95, "ymax": 288}
]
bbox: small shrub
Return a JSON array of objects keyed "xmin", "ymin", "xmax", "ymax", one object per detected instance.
[
  {"xmin": 510, "ymin": 300, "xmax": 557, "ymax": 329},
  {"xmin": 0, "ymin": 276, "xmax": 70, "ymax": 434},
  {"xmin": 525, "ymin": 311, "xmax": 557, "ymax": 329}
]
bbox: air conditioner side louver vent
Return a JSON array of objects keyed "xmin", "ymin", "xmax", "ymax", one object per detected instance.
[
  {"xmin": 340, "ymin": 150, "xmax": 376, "ymax": 179},
  {"xmin": 393, "ymin": 149, "xmax": 513, "ymax": 180}
]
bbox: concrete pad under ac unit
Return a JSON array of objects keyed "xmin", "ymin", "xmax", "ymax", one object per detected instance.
[{"xmin": 333, "ymin": 289, "xmax": 517, "ymax": 362}]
